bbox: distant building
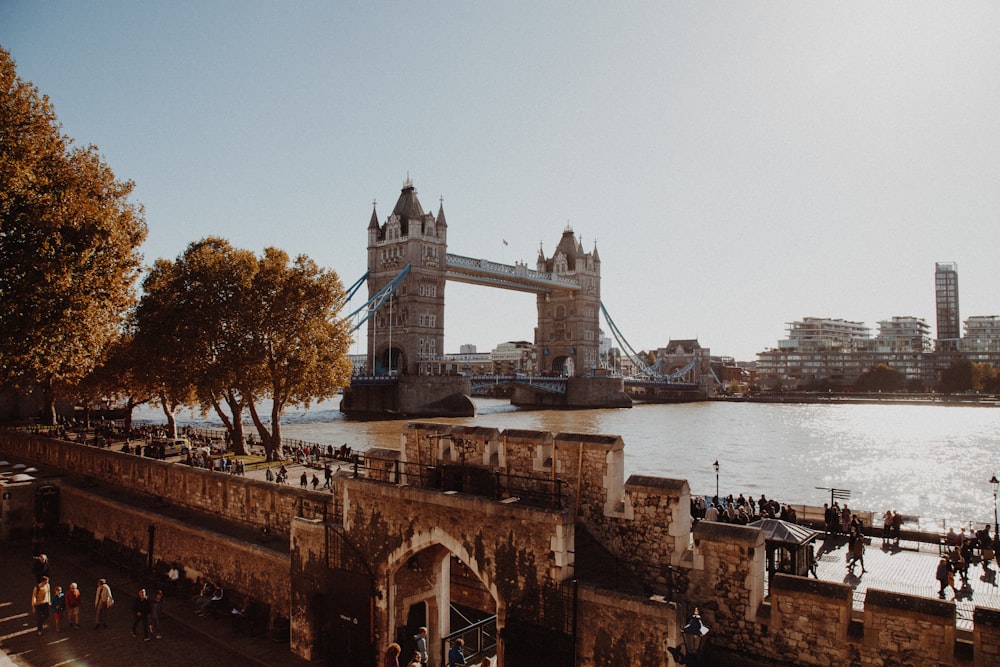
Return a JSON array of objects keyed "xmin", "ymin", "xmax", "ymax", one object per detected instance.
[
  {"xmin": 875, "ymin": 316, "xmax": 932, "ymax": 353},
  {"xmin": 935, "ymin": 261, "xmax": 960, "ymax": 351},
  {"xmin": 653, "ymin": 339, "xmax": 713, "ymax": 386},
  {"xmin": 490, "ymin": 341, "xmax": 536, "ymax": 375},
  {"xmin": 441, "ymin": 350, "xmax": 492, "ymax": 376},
  {"xmin": 960, "ymin": 315, "xmax": 1000, "ymax": 362}
]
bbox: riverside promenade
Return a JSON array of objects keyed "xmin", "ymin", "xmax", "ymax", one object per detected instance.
[{"xmin": 805, "ymin": 532, "xmax": 1000, "ymax": 632}]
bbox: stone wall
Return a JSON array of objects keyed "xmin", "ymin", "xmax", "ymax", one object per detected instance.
[
  {"xmin": 58, "ymin": 485, "xmax": 290, "ymax": 615},
  {"xmin": 8, "ymin": 427, "xmax": 1000, "ymax": 666},
  {"xmin": 575, "ymin": 585, "xmax": 678, "ymax": 666},
  {"xmin": 766, "ymin": 575, "xmax": 853, "ymax": 664},
  {"xmin": 974, "ymin": 607, "xmax": 1000, "ymax": 667},
  {"xmin": 686, "ymin": 521, "xmax": 766, "ymax": 658},
  {"xmin": 863, "ymin": 589, "xmax": 955, "ymax": 665},
  {"xmin": 0, "ymin": 429, "xmax": 314, "ymax": 538}
]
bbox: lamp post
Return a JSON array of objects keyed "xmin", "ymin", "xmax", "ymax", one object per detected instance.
[
  {"xmin": 713, "ymin": 460, "xmax": 719, "ymax": 503},
  {"xmin": 681, "ymin": 608, "xmax": 710, "ymax": 666},
  {"xmin": 990, "ymin": 474, "xmax": 999, "ymax": 538}
]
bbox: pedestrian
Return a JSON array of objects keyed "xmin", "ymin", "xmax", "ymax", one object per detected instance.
[
  {"xmin": 413, "ymin": 626, "xmax": 428, "ymax": 664},
  {"xmin": 323, "ymin": 464, "xmax": 332, "ymax": 489},
  {"xmin": 32, "ymin": 553, "xmax": 50, "ymax": 583},
  {"xmin": 936, "ymin": 557, "xmax": 951, "ymax": 599},
  {"xmin": 31, "ymin": 575, "xmax": 51, "ymax": 635},
  {"xmin": 300, "ymin": 471, "xmax": 308, "ymax": 488},
  {"xmin": 882, "ymin": 509, "xmax": 894, "ymax": 545},
  {"xmin": 311, "ymin": 473, "xmax": 319, "ymax": 490},
  {"xmin": 447, "ymin": 638, "xmax": 467, "ymax": 667},
  {"xmin": 891, "ymin": 511, "xmax": 903, "ymax": 545},
  {"xmin": 849, "ymin": 537, "xmax": 866, "ymax": 574},
  {"xmin": 384, "ymin": 642, "xmax": 401, "ymax": 667},
  {"xmin": 51, "ymin": 585, "xmax": 66, "ymax": 631},
  {"xmin": 94, "ymin": 578, "xmax": 114, "ymax": 628},
  {"xmin": 131, "ymin": 588, "xmax": 152, "ymax": 640},
  {"xmin": 66, "ymin": 582, "xmax": 82, "ymax": 628},
  {"xmin": 150, "ymin": 589, "xmax": 163, "ymax": 638},
  {"xmin": 265, "ymin": 467, "xmax": 274, "ymax": 482}
]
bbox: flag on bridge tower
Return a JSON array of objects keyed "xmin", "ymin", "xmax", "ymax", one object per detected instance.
[{"xmin": 502, "ymin": 239, "xmax": 509, "ymax": 246}]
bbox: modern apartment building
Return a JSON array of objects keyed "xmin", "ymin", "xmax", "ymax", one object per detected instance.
[{"xmin": 935, "ymin": 261, "xmax": 960, "ymax": 351}]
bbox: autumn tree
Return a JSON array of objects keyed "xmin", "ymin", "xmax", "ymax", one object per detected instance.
[
  {"xmin": 132, "ymin": 240, "xmax": 256, "ymax": 446},
  {"xmin": 243, "ymin": 248, "xmax": 354, "ymax": 459},
  {"xmin": 0, "ymin": 48, "xmax": 147, "ymax": 423},
  {"xmin": 133, "ymin": 240, "xmax": 352, "ymax": 458}
]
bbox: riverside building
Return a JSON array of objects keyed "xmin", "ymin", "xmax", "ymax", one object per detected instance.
[{"xmin": 756, "ymin": 262, "xmax": 999, "ymax": 390}]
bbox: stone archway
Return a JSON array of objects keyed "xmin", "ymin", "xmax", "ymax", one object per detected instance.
[
  {"xmin": 386, "ymin": 533, "xmax": 500, "ymax": 666},
  {"xmin": 376, "ymin": 345, "xmax": 406, "ymax": 375}
]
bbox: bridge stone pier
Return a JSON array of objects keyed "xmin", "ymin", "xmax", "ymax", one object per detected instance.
[{"xmin": 341, "ymin": 178, "xmax": 630, "ymax": 417}]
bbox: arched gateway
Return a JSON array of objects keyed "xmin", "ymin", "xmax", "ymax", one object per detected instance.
[{"xmin": 290, "ymin": 423, "xmax": 589, "ymax": 666}]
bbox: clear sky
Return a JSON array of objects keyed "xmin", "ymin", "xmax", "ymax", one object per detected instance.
[{"xmin": 3, "ymin": 2, "xmax": 999, "ymax": 362}]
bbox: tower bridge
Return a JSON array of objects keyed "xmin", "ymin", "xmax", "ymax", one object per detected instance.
[{"xmin": 340, "ymin": 178, "xmax": 631, "ymax": 417}]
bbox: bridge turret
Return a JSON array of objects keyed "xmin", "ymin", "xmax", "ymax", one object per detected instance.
[
  {"xmin": 535, "ymin": 225, "xmax": 602, "ymax": 376},
  {"xmin": 366, "ymin": 177, "xmax": 447, "ymax": 376}
]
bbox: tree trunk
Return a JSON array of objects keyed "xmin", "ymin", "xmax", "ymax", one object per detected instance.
[
  {"xmin": 211, "ymin": 391, "xmax": 247, "ymax": 456},
  {"xmin": 247, "ymin": 400, "xmax": 277, "ymax": 460},
  {"xmin": 42, "ymin": 379, "xmax": 57, "ymax": 426},
  {"xmin": 158, "ymin": 392, "xmax": 177, "ymax": 438}
]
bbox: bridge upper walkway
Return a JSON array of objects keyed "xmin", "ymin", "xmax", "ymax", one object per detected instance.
[{"xmin": 446, "ymin": 253, "xmax": 581, "ymax": 294}]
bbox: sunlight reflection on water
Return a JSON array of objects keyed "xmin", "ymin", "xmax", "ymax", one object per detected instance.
[{"xmin": 134, "ymin": 399, "xmax": 1000, "ymax": 528}]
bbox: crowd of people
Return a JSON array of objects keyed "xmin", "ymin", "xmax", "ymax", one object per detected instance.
[
  {"xmin": 691, "ymin": 492, "xmax": 796, "ymax": 525},
  {"xmin": 27, "ymin": 552, "xmax": 145, "ymax": 638}
]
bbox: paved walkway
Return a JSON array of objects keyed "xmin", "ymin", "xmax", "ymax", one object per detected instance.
[
  {"xmin": 0, "ymin": 537, "xmax": 308, "ymax": 667},
  {"xmin": 811, "ymin": 534, "xmax": 1000, "ymax": 630}
]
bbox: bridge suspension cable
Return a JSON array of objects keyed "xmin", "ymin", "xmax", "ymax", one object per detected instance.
[
  {"xmin": 344, "ymin": 263, "xmax": 411, "ymax": 332},
  {"xmin": 600, "ymin": 302, "xmax": 658, "ymax": 377},
  {"xmin": 600, "ymin": 302, "xmax": 700, "ymax": 381}
]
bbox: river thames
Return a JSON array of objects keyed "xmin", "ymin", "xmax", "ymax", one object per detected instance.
[{"xmin": 137, "ymin": 398, "xmax": 1000, "ymax": 531}]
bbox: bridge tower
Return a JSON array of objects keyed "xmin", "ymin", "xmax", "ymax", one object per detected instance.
[
  {"xmin": 366, "ymin": 177, "xmax": 447, "ymax": 376},
  {"xmin": 534, "ymin": 226, "xmax": 602, "ymax": 376}
]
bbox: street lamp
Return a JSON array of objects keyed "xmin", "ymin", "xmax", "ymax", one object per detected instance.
[
  {"xmin": 990, "ymin": 474, "xmax": 999, "ymax": 538},
  {"xmin": 713, "ymin": 460, "xmax": 720, "ymax": 503},
  {"xmin": 668, "ymin": 608, "xmax": 711, "ymax": 665}
]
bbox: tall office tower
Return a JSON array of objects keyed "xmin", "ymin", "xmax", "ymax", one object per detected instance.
[{"xmin": 934, "ymin": 262, "xmax": 960, "ymax": 351}]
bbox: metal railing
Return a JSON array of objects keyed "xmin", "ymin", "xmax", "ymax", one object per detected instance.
[
  {"xmin": 356, "ymin": 454, "xmax": 568, "ymax": 510},
  {"xmin": 440, "ymin": 615, "xmax": 497, "ymax": 667}
]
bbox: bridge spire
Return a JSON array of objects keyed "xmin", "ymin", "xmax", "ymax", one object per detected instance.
[
  {"xmin": 369, "ymin": 199, "xmax": 379, "ymax": 230},
  {"xmin": 437, "ymin": 195, "xmax": 447, "ymax": 228}
]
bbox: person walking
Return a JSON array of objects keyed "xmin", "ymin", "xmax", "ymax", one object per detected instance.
[
  {"xmin": 413, "ymin": 626, "xmax": 428, "ymax": 664},
  {"xmin": 149, "ymin": 589, "xmax": 163, "ymax": 638},
  {"xmin": 447, "ymin": 638, "xmax": 467, "ymax": 667},
  {"xmin": 94, "ymin": 578, "xmax": 113, "ymax": 628},
  {"xmin": 66, "ymin": 582, "xmax": 82, "ymax": 629},
  {"xmin": 131, "ymin": 588, "xmax": 152, "ymax": 640},
  {"xmin": 32, "ymin": 553, "xmax": 50, "ymax": 583},
  {"xmin": 31, "ymin": 575, "xmax": 51, "ymax": 635},
  {"xmin": 51, "ymin": 585, "xmax": 67, "ymax": 631},
  {"xmin": 849, "ymin": 536, "xmax": 867, "ymax": 574},
  {"xmin": 384, "ymin": 642, "xmax": 401, "ymax": 667},
  {"xmin": 936, "ymin": 557, "xmax": 952, "ymax": 599}
]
